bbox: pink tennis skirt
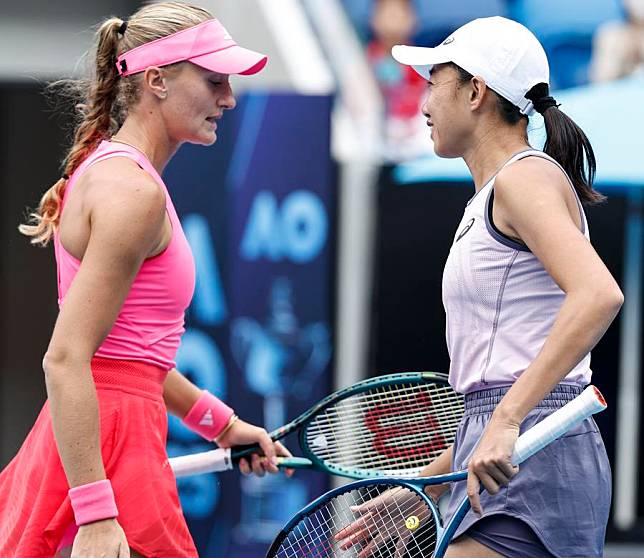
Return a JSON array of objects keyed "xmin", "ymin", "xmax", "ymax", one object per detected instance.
[{"xmin": 0, "ymin": 357, "xmax": 198, "ymax": 557}]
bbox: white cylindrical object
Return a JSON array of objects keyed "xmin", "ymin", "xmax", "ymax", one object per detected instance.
[
  {"xmin": 512, "ymin": 386, "xmax": 607, "ymax": 465},
  {"xmin": 169, "ymin": 448, "xmax": 232, "ymax": 477}
]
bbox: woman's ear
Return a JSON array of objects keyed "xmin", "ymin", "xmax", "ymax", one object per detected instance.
[
  {"xmin": 143, "ymin": 66, "xmax": 168, "ymax": 100},
  {"xmin": 469, "ymin": 76, "xmax": 488, "ymax": 111}
]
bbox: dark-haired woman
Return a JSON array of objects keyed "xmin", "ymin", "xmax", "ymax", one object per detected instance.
[
  {"xmin": 0, "ymin": 3, "xmax": 291, "ymax": 557},
  {"xmin": 337, "ymin": 16, "xmax": 623, "ymax": 558}
]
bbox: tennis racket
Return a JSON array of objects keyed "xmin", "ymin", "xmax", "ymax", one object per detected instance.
[
  {"xmin": 266, "ymin": 385, "xmax": 607, "ymax": 558},
  {"xmin": 169, "ymin": 371, "xmax": 464, "ymax": 479}
]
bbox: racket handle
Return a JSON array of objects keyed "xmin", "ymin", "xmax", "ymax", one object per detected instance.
[
  {"xmin": 277, "ymin": 457, "xmax": 314, "ymax": 469},
  {"xmin": 511, "ymin": 385, "xmax": 606, "ymax": 465},
  {"xmin": 169, "ymin": 448, "xmax": 233, "ymax": 477}
]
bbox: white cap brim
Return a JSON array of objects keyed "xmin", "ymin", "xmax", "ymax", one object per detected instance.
[{"xmin": 391, "ymin": 45, "xmax": 453, "ymax": 79}]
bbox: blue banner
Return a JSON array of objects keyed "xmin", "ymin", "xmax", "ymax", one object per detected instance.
[{"xmin": 164, "ymin": 92, "xmax": 335, "ymax": 557}]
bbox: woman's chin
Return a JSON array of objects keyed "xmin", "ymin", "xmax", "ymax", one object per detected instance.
[
  {"xmin": 432, "ymin": 144, "xmax": 447, "ymax": 158},
  {"xmin": 432, "ymin": 143, "xmax": 461, "ymax": 159},
  {"xmin": 189, "ymin": 132, "xmax": 218, "ymax": 146}
]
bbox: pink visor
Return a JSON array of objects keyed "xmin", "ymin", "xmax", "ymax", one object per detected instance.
[{"xmin": 116, "ymin": 19, "xmax": 267, "ymax": 77}]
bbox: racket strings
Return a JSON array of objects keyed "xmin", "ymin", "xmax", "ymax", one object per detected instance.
[
  {"xmin": 306, "ymin": 385, "xmax": 463, "ymax": 435},
  {"xmin": 312, "ymin": 384, "xmax": 460, "ymax": 416},
  {"xmin": 289, "ymin": 488, "xmax": 432, "ymax": 557},
  {"xmin": 305, "ymin": 383, "xmax": 463, "ymax": 473},
  {"xmin": 306, "ymin": 385, "xmax": 460, "ymax": 433},
  {"xmin": 307, "ymin": 396, "xmax": 463, "ymax": 432},
  {"xmin": 306, "ymin": 416, "xmax": 460, "ymax": 470},
  {"xmin": 272, "ymin": 484, "xmax": 437, "ymax": 557}
]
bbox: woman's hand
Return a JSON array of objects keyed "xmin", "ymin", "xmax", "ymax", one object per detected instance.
[
  {"xmin": 334, "ymin": 487, "xmax": 430, "ymax": 558},
  {"xmin": 71, "ymin": 518, "xmax": 129, "ymax": 558},
  {"xmin": 216, "ymin": 418, "xmax": 294, "ymax": 477},
  {"xmin": 467, "ymin": 417, "xmax": 520, "ymax": 514}
]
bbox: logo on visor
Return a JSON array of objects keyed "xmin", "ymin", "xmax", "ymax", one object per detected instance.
[{"xmin": 442, "ymin": 37, "xmax": 455, "ymax": 45}]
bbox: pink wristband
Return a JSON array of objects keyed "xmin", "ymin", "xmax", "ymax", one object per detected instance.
[
  {"xmin": 69, "ymin": 479, "xmax": 118, "ymax": 526},
  {"xmin": 182, "ymin": 390, "xmax": 234, "ymax": 441}
]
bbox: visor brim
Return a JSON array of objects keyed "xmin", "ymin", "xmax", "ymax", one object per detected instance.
[
  {"xmin": 391, "ymin": 45, "xmax": 452, "ymax": 79},
  {"xmin": 190, "ymin": 45, "xmax": 268, "ymax": 76}
]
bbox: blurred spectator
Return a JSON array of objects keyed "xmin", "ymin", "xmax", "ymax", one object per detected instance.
[
  {"xmin": 590, "ymin": 0, "xmax": 644, "ymax": 82},
  {"xmin": 367, "ymin": 0, "xmax": 427, "ymax": 159}
]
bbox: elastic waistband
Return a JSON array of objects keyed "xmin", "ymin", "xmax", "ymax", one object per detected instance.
[
  {"xmin": 464, "ymin": 383, "xmax": 584, "ymax": 415},
  {"xmin": 91, "ymin": 356, "xmax": 167, "ymax": 401}
]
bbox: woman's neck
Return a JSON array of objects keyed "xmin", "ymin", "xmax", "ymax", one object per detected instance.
[
  {"xmin": 111, "ymin": 113, "xmax": 180, "ymax": 174},
  {"xmin": 462, "ymin": 127, "xmax": 531, "ymax": 192}
]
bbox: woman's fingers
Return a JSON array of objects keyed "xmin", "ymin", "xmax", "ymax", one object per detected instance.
[
  {"xmin": 224, "ymin": 420, "xmax": 296, "ymax": 477},
  {"xmin": 335, "ymin": 510, "xmax": 376, "ymax": 545},
  {"xmin": 497, "ymin": 460, "xmax": 520, "ymax": 480},
  {"xmin": 356, "ymin": 531, "xmax": 389, "ymax": 558},
  {"xmin": 466, "ymin": 466, "xmax": 483, "ymax": 514},
  {"xmin": 477, "ymin": 470, "xmax": 501, "ymax": 495},
  {"xmin": 255, "ymin": 430, "xmax": 279, "ymax": 473},
  {"xmin": 470, "ymin": 455, "xmax": 519, "ymax": 489},
  {"xmin": 469, "ymin": 454, "xmax": 521, "ymax": 514},
  {"xmin": 394, "ymin": 531, "xmax": 413, "ymax": 558},
  {"xmin": 238, "ymin": 457, "xmax": 251, "ymax": 476},
  {"xmin": 338, "ymin": 525, "xmax": 373, "ymax": 551},
  {"xmin": 275, "ymin": 440, "xmax": 292, "ymax": 457},
  {"xmin": 483, "ymin": 462, "xmax": 516, "ymax": 487},
  {"xmin": 250, "ymin": 452, "xmax": 267, "ymax": 476},
  {"xmin": 274, "ymin": 441, "xmax": 295, "ymax": 477}
]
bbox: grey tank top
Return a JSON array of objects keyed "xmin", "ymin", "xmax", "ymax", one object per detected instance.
[{"xmin": 442, "ymin": 149, "xmax": 592, "ymax": 394}]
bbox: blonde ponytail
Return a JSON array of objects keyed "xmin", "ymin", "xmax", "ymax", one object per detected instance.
[
  {"xmin": 20, "ymin": 17, "xmax": 124, "ymax": 246},
  {"xmin": 20, "ymin": 3, "xmax": 213, "ymax": 246}
]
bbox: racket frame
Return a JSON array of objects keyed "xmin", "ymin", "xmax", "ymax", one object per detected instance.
[
  {"xmin": 234, "ymin": 370, "xmax": 458, "ymax": 478},
  {"xmin": 265, "ymin": 384, "xmax": 607, "ymax": 558},
  {"xmin": 266, "ymin": 476, "xmax": 446, "ymax": 557}
]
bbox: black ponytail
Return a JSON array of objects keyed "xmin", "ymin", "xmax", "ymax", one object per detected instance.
[
  {"xmin": 525, "ymin": 83, "xmax": 604, "ymax": 204},
  {"xmin": 449, "ymin": 62, "xmax": 605, "ymax": 204}
]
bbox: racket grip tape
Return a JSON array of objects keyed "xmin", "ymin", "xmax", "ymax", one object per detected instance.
[
  {"xmin": 276, "ymin": 457, "xmax": 314, "ymax": 469},
  {"xmin": 168, "ymin": 448, "xmax": 233, "ymax": 477},
  {"xmin": 511, "ymin": 385, "xmax": 606, "ymax": 465}
]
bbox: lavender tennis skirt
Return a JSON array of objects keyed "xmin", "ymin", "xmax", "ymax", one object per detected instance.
[{"xmin": 444, "ymin": 384, "xmax": 611, "ymax": 558}]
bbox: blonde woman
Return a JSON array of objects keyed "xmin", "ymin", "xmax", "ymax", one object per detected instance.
[{"xmin": 0, "ymin": 3, "xmax": 290, "ymax": 557}]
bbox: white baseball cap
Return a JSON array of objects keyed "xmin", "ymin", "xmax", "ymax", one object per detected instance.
[{"xmin": 391, "ymin": 16, "xmax": 549, "ymax": 116}]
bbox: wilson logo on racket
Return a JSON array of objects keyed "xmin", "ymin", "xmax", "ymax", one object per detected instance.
[{"xmin": 364, "ymin": 391, "xmax": 447, "ymax": 459}]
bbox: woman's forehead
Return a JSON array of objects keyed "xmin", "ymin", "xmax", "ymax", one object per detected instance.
[
  {"xmin": 185, "ymin": 64, "xmax": 229, "ymax": 80},
  {"xmin": 207, "ymin": 70, "xmax": 230, "ymax": 80},
  {"xmin": 429, "ymin": 63, "xmax": 452, "ymax": 79}
]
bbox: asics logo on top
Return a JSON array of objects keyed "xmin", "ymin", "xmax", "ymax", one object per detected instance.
[
  {"xmin": 442, "ymin": 37, "xmax": 455, "ymax": 45},
  {"xmin": 456, "ymin": 218, "xmax": 475, "ymax": 242}
]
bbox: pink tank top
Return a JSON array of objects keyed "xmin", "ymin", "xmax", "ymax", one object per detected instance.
[{"xmin": 53, "ymin": 140, "xmax": 196, "ymax": 370}]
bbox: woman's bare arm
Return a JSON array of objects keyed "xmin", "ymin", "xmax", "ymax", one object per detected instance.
[
  {"xmin": 490, "ymin": 158, "xmax": 623, "ymax": 425},
  {"xmin": 44, "ymin": 161, "xmax": 166, "ymax": 488},
  {"xmin": 163, "ymin": 369, "xmax": 202, "ymax": 418}
]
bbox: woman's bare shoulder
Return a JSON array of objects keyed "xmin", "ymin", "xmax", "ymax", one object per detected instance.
[{"xmin": 78, "ymin": 156, "xmax": 164, "ymax": 207}]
